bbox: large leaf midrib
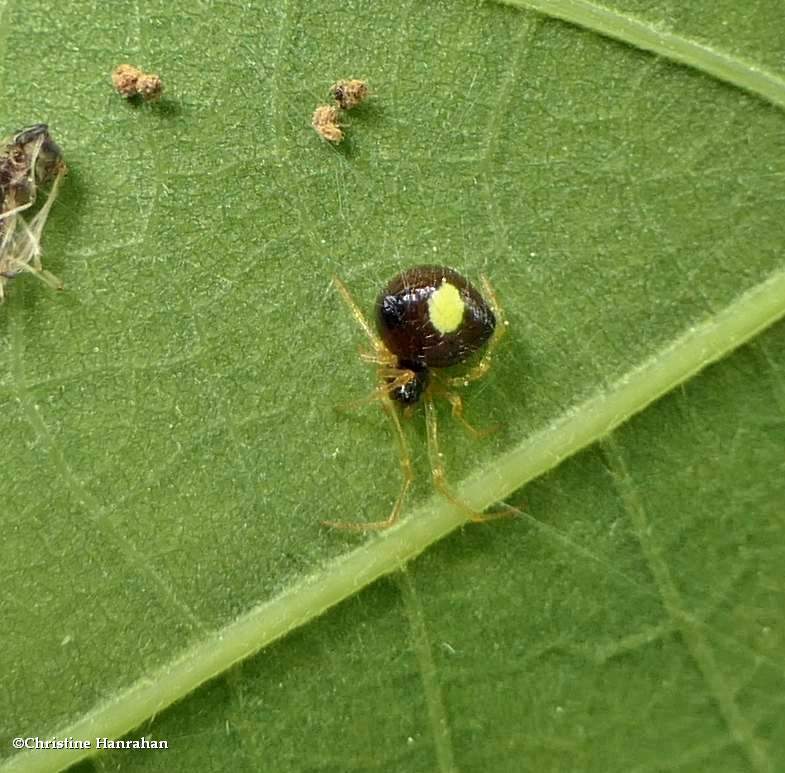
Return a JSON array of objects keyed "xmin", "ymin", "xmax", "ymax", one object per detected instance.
[
  {"xmin": 498, "ymin": 0, "xmax": 785, "ymax": 108},
  {"xmin": 5, "ymin": 265, "xmax": 785, "ymax": 773}
]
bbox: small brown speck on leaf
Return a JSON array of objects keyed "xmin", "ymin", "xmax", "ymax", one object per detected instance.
[
  {"xmin": 111, "ymin": 64, "xmax": 163, "ymax": 101},
  {"xmin": 330, "ymin": 79, "xmax": 369, "ymax": 110},
  {"xmin": 312, "ymin": 105, "xmax": 344, "ymax": 143}
]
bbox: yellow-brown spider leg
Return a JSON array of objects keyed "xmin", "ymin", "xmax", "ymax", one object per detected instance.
[
  {"xmin": 423, "ymin": 393, "xmax": 518, "ymax": 522},
  {"xmin": 333, "ymin": 275, "xmax": 390, "ymax": 359},
  {"xmin": 336, "ymin": 368, "xmax": 414, "ymax": 412},
  {"xmin": 429, "ymin": 376, "xmax": 501, "ymax": 439},
  {"xmin": 359, "ymin": 348, "xmax": 397, "ymax": 367},
  {"xmin": 322, "ymin": 396, "xmax": 414, "ymax": 531},
  {"xmin": 446, "ymin": 275, "xmax": 507, "ymax": 387}
]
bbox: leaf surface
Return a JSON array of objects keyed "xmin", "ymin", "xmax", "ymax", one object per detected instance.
[{"xmin": 1, "ymin": 1, "xmax": 784, "ymax": 771}]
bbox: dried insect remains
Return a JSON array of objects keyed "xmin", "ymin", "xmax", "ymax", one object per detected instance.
[
  {"xmin": 330, "ymin": 79, "xmax": 369, "ymax": 111},
  {"xmin": 111, "ymin": 64, "xmax": 164, "ymax": 101},
  {"xmin": 0, "ymin": 124, "xmax": 67, "ymax": 301},
  {"xmin": 312, "ymin": 78, "xmax": 370, "ymax": 144},
  {"xmin": 312, "ymin": 104, "xmax": 344, "ymax": 143}
]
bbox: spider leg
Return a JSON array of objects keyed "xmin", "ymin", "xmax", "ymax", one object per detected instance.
[
  {"xmin": 424, "ymin": 393, "xmax": 518, "ymax": 522},
  {"xmin": 333, "ymin": 275, "xmax": 390, "ymax": 359},
  {"xmin": 336, "ymin": 368, "xmax": 414, "ymax": 412},
  {"xmin": 322, "ymin": 396, "xmax": 414, "ymax": 531},
  {"xmin": 429, "ymin": 375, "xmax": 501, "ymax": 438},
  {"xmin": 325, "ymin": 277, "xmax": 417, "ymax": 529},
  {"xmin": 359, "ymin": 347, "xmax": 397, "ymax": 367}
]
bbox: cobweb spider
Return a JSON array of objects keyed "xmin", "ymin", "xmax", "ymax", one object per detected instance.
[{"xmin": 322, "ymin": 264, "xmax": 513, "ymax": 531}]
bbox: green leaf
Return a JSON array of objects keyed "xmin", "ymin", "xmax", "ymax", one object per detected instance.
[{"xmin": 2, "ymin": 1, "xmax": 784, "ymax": 771}]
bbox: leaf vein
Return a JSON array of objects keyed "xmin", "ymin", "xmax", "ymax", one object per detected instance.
[
  {"xmin": 0, "ymin": 0, "xmax": 12, "ymax": 81},
  {"xmin": 481, "ymin": 14, "xmax": 541, "ymax": 160},
  {"xmin": 495, "ymin": 0, "xmax": 785, "ymax": 109},
  {"xmin": 6, "ymin": 268, "xmax": 785, "ymax": 773},
  {"xmin": 8, "ymin": 308, "xmax": 208, "ymax": 639},
  {"xmin": 602, "ymin": 436, "xmax": 772, "ymax": 773},
  {"xmin": 397, "ymin": 570, "xmax": 458, "ymax": 773},
  {"xmin": 270, "ymin": 0, "xmax": 293, "ymax": 156}
]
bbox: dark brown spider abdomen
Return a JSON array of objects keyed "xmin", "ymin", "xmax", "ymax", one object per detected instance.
[{"xmin": 376, "ymin": 265, "xmax": 495, "ymax": 369}]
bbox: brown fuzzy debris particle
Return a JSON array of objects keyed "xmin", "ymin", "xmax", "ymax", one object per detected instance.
[
  {"xmin": 112, "ymin": 64, "xmax": 163, "ymax": 101},
  {"xmin": 312, "ymin": 105, "xmax": 344, "ymax": 143},
  {"xmin": 330, "ymin": 79, "xmax": 369, "ymax": 110}
]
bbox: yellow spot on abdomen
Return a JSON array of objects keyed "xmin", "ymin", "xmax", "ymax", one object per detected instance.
[{"xmin": 428, "ymin": 281, "xmax": 465, "ymax": 334}]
